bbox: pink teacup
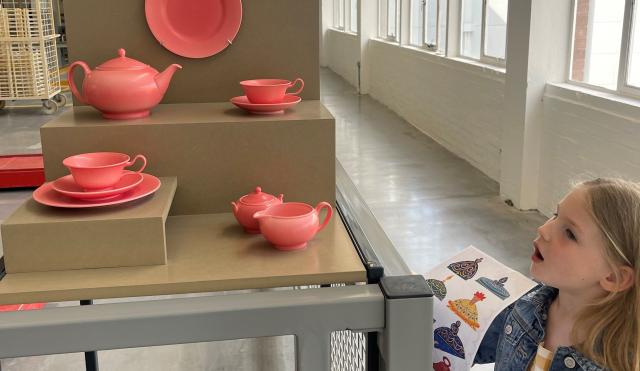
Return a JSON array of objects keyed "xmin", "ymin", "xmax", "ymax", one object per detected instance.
[
  {"xmin": 62, "ymin": 152, "xmax": 147, "ymax": 190},
  {"xmin": 253, "ymin": 202, "xmax": 332, "ymax": 251},
  {"xmin": 240, "ymin": 78, "xmax": 304, "ymax": 104}
]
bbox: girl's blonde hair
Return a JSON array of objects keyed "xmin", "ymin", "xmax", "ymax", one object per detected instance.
[{"xmin": 573, "ymin": 178, "xmax": 639, "ymax": 371}]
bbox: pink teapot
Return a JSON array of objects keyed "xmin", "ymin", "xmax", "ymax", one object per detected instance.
[
  {"xmin": 68, "ymin": 48, "xmax": 181, "ymax": 120},
  {"xmin": 231, "ymin": 187, "xmax": 284, "ymax": 234}
]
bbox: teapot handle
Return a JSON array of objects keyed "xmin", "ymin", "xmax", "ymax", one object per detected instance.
[
  {"xmin": 315, "ymin": 202, "xmax": 333, "ymax": 233},
  {"xmin": 68, "ymin": 61, "xmax": 91, "ymax": 104}
]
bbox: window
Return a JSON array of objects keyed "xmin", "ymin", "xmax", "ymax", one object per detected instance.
[
  {"xmin": 333, "ymin": 0, "xmax": 358, "ymax": 33},
  {"xmin": 350, "ymin": 0, "xmax": 358, "ymax": 33},
  {"xmin": 333, "ymin": 0, "xmax": 345, "ymax": 29},
  {"xmin": 460, "ymin": 0, "xmax": 508, "ymax": 65},
  {"xmin": 570, "ymin": 0, "xmax": 640, "ymax": 96},
  {"xmin": 410, "ymin": 0, "xmax": 448, "ymax": 53},
  {"xmin": 379, "ymin": 0, "xmax": 399, "ymax": 40}
]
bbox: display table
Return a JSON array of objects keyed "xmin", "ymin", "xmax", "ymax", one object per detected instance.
[{"xmin": 0, "ymin": 212, "xmax": 365, "ymax": 305}]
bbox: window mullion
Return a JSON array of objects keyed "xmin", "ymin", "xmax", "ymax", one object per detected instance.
[
  {"xmin": 435, "ymin": 0, "xmax": 440, "ymax": 51},
  {"xmin": 618, "ymin": 0, "xmax": 634, "ymax": 92},
  {"xmin": 422, "ymin": 0, "xmax": 428, "ymax": 48}
]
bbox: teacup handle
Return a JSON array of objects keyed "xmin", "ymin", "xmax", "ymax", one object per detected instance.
[
  {"xmin": 287, "ymin": 78, "xmax": 304, "ymax": 96},
  {"xmin": 126, "ymin": 154, "xmax": 147, "ymax": 173},
  {"xmin": 315, "ymin": 202, "xmax": 333, "ymax": 233}
]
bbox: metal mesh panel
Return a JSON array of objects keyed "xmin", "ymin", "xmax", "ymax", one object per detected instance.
[{"xmin": 0, "ymin": 0, "xmax": 59, "ymax": 99}]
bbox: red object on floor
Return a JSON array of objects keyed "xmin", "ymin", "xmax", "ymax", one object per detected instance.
[
  {"xmin": 0, "ymin": 303, "xmax": 46, "ymax": 312},
  {"xmin": 0, "ymin": 154, "xmax": 45, "ymax": 188}
]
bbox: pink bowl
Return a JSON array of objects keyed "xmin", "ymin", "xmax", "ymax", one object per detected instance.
[
  {"xmin": 253, "ymin": 202, "xmax": 333, "ymax": 251},
  {"xmin": 240, "ymin": 78, "xmax": 304, "ymax": 104},
  {"xmin": 63, "ymin": 152, "xmax": 147, "ymax": 190}
]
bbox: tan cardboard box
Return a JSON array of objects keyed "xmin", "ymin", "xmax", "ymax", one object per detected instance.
[
  {"xmin": 1, "ymin": 177, "xmax": 177, "ymax": 274},
  {"xmin": 41, "ymin": 101, "xmax": 335, "ymax": 216}
]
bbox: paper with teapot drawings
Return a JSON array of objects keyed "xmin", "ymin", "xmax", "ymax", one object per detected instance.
[{"xmin": 426, "ymin": 245, "xmax": 537, "ymax": 371}]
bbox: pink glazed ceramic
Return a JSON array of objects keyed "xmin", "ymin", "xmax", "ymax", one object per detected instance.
[
  {"xmin": 63, "ymin": 152, "xmax": 147, "ymax": 191},
  {"xmin": 253, "ymin": 202, "xmax": 333, "ymax": 251},
  {"xmin": 239, "ymin": 78, "xmax": 304, "ymax": 104},
  {"xmin": 231, "ymin": 186, "xmax": 284, "ymax": 233},
  {"xmin": 68, "ymin": 48, "xmax": 182, "ymax": 120}
]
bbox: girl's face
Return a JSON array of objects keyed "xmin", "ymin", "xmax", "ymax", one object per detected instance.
[{"xmin": 531, "ymin": 187, "xmax": 612, "ymax": 293}]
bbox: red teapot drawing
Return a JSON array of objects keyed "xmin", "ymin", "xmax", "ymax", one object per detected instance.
[{"xmin": 433, "ymin": 356, "xmax": 451, "ymax": 371}]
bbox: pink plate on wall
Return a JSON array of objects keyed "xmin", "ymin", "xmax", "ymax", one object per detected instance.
[{"xmin": 145, "ymin": 0, "xmax": 242, "ymax": 58}]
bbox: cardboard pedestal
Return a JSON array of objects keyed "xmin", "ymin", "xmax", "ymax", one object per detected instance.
[
  {"xmin": 1, "ymin": 177, "xmax": 177, "ymax": 274},
  {"xmin": 41, "ymin": 101, "xmax": 335, "ymax": 216}
]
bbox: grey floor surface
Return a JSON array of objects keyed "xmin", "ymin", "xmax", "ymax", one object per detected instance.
[{"xmin": 0, "ymin": 69, "xmax": 546, "ymax": 370}]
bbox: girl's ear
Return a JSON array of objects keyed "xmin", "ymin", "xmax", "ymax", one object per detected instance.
[{"xmin": 600, "ymin": 266, "xmax": 635, "ymax": 292}]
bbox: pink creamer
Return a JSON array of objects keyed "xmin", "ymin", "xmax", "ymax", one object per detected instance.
[
  {"xmin": 68, "ymin": 48, "xmax": 181, "ymax": 120},
  {"xmin": 231, "ymin": 187, "xmax": 284, "ymax": 233},
  {"xmin": 253, "ymin": 202, "xmax": 333, "ymax": 251}
]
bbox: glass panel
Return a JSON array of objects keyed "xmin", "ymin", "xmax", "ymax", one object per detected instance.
[
  {"xmin": 438, "ymin": 0, "xmax": 448, "ymax": 53},
  {"xmin": 410, "ymin": 0, "xmax": 424, "ymax": 46},
  {"xmin": 350, "ymin": 0, "xmax": 358, "ymax": 33},
  {"xmin": 484, "ymin": 0, "xmax": 508, "ymax": 59},
  {"xmin": 461, "ymin": 0, "xmax": 482, "ymax": 59},
  {"xmin": 571, "ymin": 0, "xmax": 625, "ymax": 90},
  {"xmin": 628, "ymin": 0, "xmax": 640, "ymax": 87},
  {"xmin": 425, "ymin": 0, "xmax": 438, "ymax": 47},
  {"xmin": 379, "ymin": 0, "xmax": 388, "ymax": 37},
  {"xmin": 388, "ymin": 0, "xmax": 397, "ymax": 37}
]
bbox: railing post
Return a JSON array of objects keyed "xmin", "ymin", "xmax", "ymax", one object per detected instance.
[{"xmin": 378, "ymin": 275, "xmax": 433, "ymax": 370}]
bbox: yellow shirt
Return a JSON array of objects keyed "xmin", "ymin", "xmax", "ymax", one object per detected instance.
[{"xmin": 529, "ymin": 343, "xmax": 554, "ymax": 371}]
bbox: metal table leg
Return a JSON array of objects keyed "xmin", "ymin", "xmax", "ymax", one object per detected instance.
[{"xmin": 80, "ymin": 300, "xmax": 99, "ymax": 371}]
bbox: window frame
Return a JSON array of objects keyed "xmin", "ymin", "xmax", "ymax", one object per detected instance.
[
  {"xmin": 332, "ymin": 0, "xmax": 359, "ymax": 34},
  {"xmin": 410, "ymin": 0, "xmax": 448, "ymax": 53},
  {"xmin": 458, "ymin": 0, "xmax": 507, "ymax": 67},
  {"xmin": 379, "ymin": 0, "xmax": 400, "ymax": 41},
  {"xmin": 568, "ymin": 0, "xmax": 640, "ymax": 99}
]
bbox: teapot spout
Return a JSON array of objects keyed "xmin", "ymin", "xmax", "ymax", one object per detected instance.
[{"xmin": 155, "ymin": 64, "xmax": 182, "ymax": 95}]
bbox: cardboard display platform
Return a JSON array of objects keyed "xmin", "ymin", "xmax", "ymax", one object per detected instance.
[
  {"xmin": 40, "ymin": 101, "xmax": 335, "ymax": 216},
  {"xmin": 0, "ymin": 213, "xmax": 366, "ymax": 305},
  {"xmin": 1, "ymin": 177, "xmax": 177, "ymax": 274}
]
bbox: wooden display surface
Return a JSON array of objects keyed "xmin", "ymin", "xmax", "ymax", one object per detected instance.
[{"xmin": 0, "ymin": 213, "xmax": 366, "ymax": 305}]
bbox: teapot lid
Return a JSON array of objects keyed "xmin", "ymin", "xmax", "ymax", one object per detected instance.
[
  {"xmin": 96, "ymin": 49, "xmax": 150, "ymax": 71},
  {"xmin": 240, "ymin": 186, "xmax": 278, "ymax": 205}
]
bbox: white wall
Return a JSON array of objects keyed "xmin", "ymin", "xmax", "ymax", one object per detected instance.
[
  {"xmin": 538, "ymin": 85, "xmax": 640, "ymax": 215},
  {"xmin": 326, "ymin": 29, "xmax": 360, "ymax": 88},
  {"xmin": 367, "ymin": 40, "xmax": 505, "ymax": 181}
]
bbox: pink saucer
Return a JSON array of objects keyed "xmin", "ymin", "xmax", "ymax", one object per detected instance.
[
  {"xmin": 230, "ymin": 95, "xmax": 301, "ymax": 115},
  {"xmin": 52, "ymin": 172, "xmax": 144, "ymax": 200},
  {"xmin": 33, "ymin": 173, "xmax": 161, "ymax": 208}
]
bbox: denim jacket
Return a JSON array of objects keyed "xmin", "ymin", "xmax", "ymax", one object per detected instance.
[{"xmin": 474, "ymin": 285, "xmax": 606, "ymax": 371}]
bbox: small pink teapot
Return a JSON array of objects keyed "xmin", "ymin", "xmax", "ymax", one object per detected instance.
[
  {"xmin": 231, "ymin": 186, "xmax": 284, "ymax": 234},
  {"xmin": 68, "ymin": 48, "xmax": 181, "ymax": 120}
]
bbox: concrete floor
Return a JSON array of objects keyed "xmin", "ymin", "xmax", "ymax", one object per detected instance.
[{"xmin": 0, "ymin": 69, "xmax": 546, "ymax": 370}]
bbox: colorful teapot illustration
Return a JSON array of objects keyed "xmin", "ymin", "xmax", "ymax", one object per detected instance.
[
  {"xmin": 68, "ymin": 48, "xmax": 181, "ymax": 120},
  {"xmin": 433, "ymin": 356, "xmax": 452, "ymax": 371}
]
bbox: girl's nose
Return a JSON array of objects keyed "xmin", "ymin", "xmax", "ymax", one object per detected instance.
[{"xmin": 537, "ymin": 219, "xmax": 552, "ymax": 241}]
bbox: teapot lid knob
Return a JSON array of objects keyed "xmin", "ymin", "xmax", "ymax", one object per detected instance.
[
  {"xmin": 118, "ymin": 48, "xmax": 126, "ymax": 58},
  {"xmin": 254, "ymin": 186, "xmax": 262, "ymax": 194}
]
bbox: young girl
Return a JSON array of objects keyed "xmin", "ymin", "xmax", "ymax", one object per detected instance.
[{"xmin": 474, "ymin": 178, "xmax": 639, "ymax": 371}]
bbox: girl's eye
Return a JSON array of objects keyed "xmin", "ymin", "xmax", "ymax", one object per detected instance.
[{"xmin": 565, "ymin": 228, "xmax": 576, "ymax": 241}]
